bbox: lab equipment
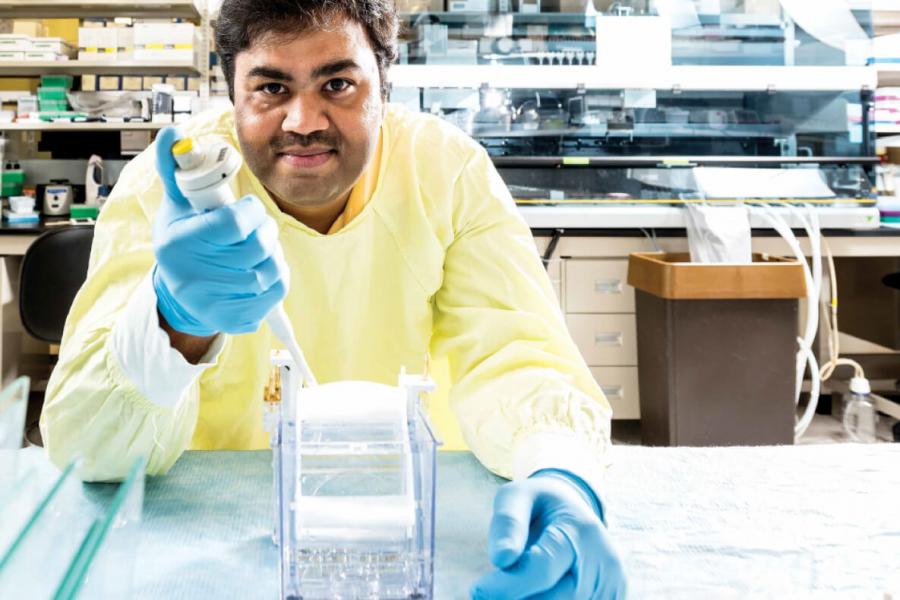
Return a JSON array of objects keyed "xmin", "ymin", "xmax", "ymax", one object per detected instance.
[
  {"xmin": 166, "ymin": 132, "xmax": 316, "ymax": 386},
  {"xmin": 4, "ymin": 195, "xmax": 39, "ymax": 223},
  {"xmin": 85, "ymin": 155, "xmax": 104, "ymax": 207},
  {"xmin": 400, "ymin": 81, "xmax": 881, "ymax": 229},
  {"xmin": 473, "ymin": 471, "xmax": 625, "ymax": 600},
  {"xmin": 265, "ymin": 351, "xmax": 439, "ymax": 599},
  {"xmin": 42, "ymin": 181, "xmax": 73, "ymax": 216}
]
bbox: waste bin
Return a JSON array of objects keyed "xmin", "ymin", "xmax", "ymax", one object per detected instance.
[{"xmin": 627, "ymin": 252, "xmax": 807, "ymax": 446}]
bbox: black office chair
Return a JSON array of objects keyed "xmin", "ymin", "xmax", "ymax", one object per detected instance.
[
  {"xmin": 884, "ymin": 272, "xmax": 900, "ymax": 291},
  {"xmin": 19, "ymin": 226, "xmax": 94, "ymax": 344}
]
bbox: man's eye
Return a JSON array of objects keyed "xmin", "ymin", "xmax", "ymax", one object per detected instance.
[
  {"xmin": 324, "ymin": 79, "xmax": 352, "ymax": 94},
  {"xmin": 259, "ymin": 83, "xmax": 286, "ymax": 95}
]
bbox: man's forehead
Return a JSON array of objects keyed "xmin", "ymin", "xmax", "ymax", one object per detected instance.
[{"xmin": 239, "ymin": 18, "xmax": 376, "ymax": 71}]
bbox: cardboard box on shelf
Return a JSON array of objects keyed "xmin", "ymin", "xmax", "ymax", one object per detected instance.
[
  {"xmin": 142, "ymin": 75, "xmax": 164, "ymax": 90},
  {"xmin": 24, "ymin": 51, "xmax": 60, "ymax": 61},
  {"xmin": 98, "ymin": 75, "xmax": 122, "ymax": 91},
  {"xmin": 81, "ymin": 74, "xmax": 98, "ymax": 91},
  {"xmin": 0, "ymin": 34, "xmax": 31, "ymax": 52},
  {"xmin": 122, "ymin": 76, "xmax": 143, "ymax": 91},
  {"xmin": 164, "ymin": 76, "xmax": 187, "ymax": 91},
  {"xmin": 395, "ymin": 0, "xmax": 444, "ymax": 11},
  {"xmin": 30, "ymin": 38, "xmax": 75, "ymax": 57},
  {"xmin": 186, "ymin": 77, "xmax": 201, "ymax": 91},
  {"xmin": 134, "ymin": 22, "xmax": 196, "ymax": 62},
  {"xmin": 12, "ymin": 21, "xmax": 47, "ymax": 38},
  {"xmin": 116, "ymin": 27, "xmax": 134, "ymax": 61},
  {"xmin": 78, "ymin": 27, "xmax": 118, "ymax": 62}
]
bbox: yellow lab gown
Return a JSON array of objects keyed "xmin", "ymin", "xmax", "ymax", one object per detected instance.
[{"xmin": 40, "ymin": 104, "xmax": 612, "ymax": 490}]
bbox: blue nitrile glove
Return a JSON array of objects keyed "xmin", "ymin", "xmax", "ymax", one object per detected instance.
[
  {"xmin": 152, "ymin": 126, "xmax": 288, "ymax": 336},
  {"xmin": 472, "ymin": 469, "xmax": 626, "ymax": 600}
]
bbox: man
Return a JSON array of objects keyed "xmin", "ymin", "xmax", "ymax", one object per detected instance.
[{"xmin": 41, "ymin": 0, "xmax": 625, "ymax": 597}]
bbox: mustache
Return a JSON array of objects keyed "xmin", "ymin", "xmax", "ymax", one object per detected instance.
[{"xmin": 271, "ymin": 131, "xmax": 340, "ymax": 152}]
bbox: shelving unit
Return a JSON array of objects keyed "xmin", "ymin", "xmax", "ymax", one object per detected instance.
[
  {"xmin": 0, "ymin": 121, "xmax": 164, "ymax": 131},
  {"xmin": 0, "ymin": 60, "xmax": 201, "ymax": 76},
  {"xmin": 0, "ymin": 0, "xmax": 201, "ymax": 19},
  {"xmin": 0, "ymin": 0, "xmax": 210, "ymax": 114}
]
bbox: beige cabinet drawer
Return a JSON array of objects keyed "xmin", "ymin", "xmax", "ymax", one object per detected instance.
[
  {"xmin": 590, "ymin": 367, "xmax": 640, "ymax": 420},
  {"xmin": 565, "ymin": 260, "xmax": 634, "ymax": 313},
  {"xmin": 566, "ymin": 314, "xmax": 637, "ymax": 366}
]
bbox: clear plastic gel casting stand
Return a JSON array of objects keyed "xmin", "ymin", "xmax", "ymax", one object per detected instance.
[{"xmin": 265, "ymin": 351, "xmax": 440, "ymax": 599}]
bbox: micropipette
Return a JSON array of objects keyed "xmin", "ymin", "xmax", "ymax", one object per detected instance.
[{"xmin": 170, "ymin": 136, "xmax": 317, "ymax": 386}]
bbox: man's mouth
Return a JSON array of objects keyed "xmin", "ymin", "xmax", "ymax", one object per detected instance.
[{"xmin": 277, "ymin": 147, "xmax": 335, "ymax": 169}]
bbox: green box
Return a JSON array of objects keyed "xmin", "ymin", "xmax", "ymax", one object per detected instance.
[
  {"xmin": 38, "ymin": 111, "xmax": 86, "ymax": 122},
  {"xmin": 37, "ymin": 87, "xmax": 67, "ymax": 101},
  {"xmin": 40, "ymin": 75, "xmax": 74, "ymax": 89},
  {"xmin": 38, "ymin": 100, "xmax": 69, "ymax": 112},
  {"xmin": 70, "ymin": 204, "xmax": 100, "ymax": 219},
  {"xmin": 1, "ymin": 182, "xmax": 23, "ymax": 197},
  {"xmin": 1, "ymin": 170, "xmax": 25, "ymax": 184}
]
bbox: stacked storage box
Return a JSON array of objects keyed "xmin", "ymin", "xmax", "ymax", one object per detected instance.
[
  {"xmin": 37, "ymin": 75, "xmax": 75, "ymax": 120},
  {"xmin": 78, "ymin": 26, "xmax": 119, "ymax": 62},
  {"xmin": 0, "ymin": 34, "xmax": 31, "ymax": 61},
  {"xmin": 134, "ymin": 22, "xmax": 197, "ymax": 63},
  {"xmin": 1, "ymin": 165, "xmax": 25, "ymax": 198},
  {"xmin": 26, "ymin": 37, "xmax": 76, "ymax": 61}
]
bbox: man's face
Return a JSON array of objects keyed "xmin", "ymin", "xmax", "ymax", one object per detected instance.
[{"xmin": 232, "ymin": 17, "xmax": 384, "ymax": 210}]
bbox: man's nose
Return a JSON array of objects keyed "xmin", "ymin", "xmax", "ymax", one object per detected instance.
[{"xmin": 282, "ymin": 93, "xmax": 330, "ymax": 136}]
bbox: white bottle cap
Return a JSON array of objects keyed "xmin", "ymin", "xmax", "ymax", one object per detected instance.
[{"xmin": 849, "ymin": 376, "xmax": 871, "ymax": 395}]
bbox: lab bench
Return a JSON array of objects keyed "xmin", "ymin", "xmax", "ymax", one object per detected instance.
[
  {"xmin": 11, "ymin": 443, "xmax": 900, "ymax": 599},
  {"xmin": 1, "ymin": 221, "xmax": 899, "ymax": 419}
]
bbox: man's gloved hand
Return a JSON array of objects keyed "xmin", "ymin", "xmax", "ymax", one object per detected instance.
[
  {"xmin": 472, "ymin": 469, "xmax": 626, "ymax": 600},
  {"xmin": 152, "ymin": 126, "xmax": 288, "ymax": 337}
]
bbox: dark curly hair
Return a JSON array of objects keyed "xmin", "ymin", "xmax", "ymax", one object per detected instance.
[{"xmin": 215, "ymin": 0, "xmax": 399, "ymax": 101}]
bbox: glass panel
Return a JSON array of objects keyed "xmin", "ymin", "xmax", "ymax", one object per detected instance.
[
  {"xmin": 499, "ymin": 163, "xmax": 876, "ymax": 204},
  {"xmin": 53, "ymin": 457, "xmax": 146, "ymax": 600},
  {"xmin": 399, "ymin": 88, "xmax": 873, "ymax": 159},
  {"xmin": 0, "ymin": 461, "xmax": 97, "ymax": 600},
  {"xmin": 396, "ymin": 1, "xmax": 874, "ymax": 67},
  {"xmin": 0, "ymin": 377, "xmax": 31, "ymax": 491}
]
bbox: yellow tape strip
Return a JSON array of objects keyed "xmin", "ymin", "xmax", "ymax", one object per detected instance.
[{"xmin": 514, "ymin": 198, "xmax": 878, "ymax": 205}]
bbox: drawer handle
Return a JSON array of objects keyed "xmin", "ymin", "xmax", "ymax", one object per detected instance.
[
  {"xmin": 600, "ymin": 385, "xmax": 624, "ymax": 400},
  {"xmin": 594, "ymin": 332, "xmax": 624, "ymax": 347},
  {"xmin": 594, "ymin": 279, "xmax": 623, "ymax": 295}
]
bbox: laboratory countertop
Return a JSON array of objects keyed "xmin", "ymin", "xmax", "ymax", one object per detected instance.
[
  {"xmin": 529, "ymin": 226, "xmax": 900, "ymax": 237},
  {"xmin": 16, "ymin": 443, "xmax": 900, "ymax": 599},
  {"xmin": 0, "ymin": 217, "xmax": 88, "ymax": 235},
  {"xmin": 1, "ymin": 219, "xmax": 899, "ymax": 238}
]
